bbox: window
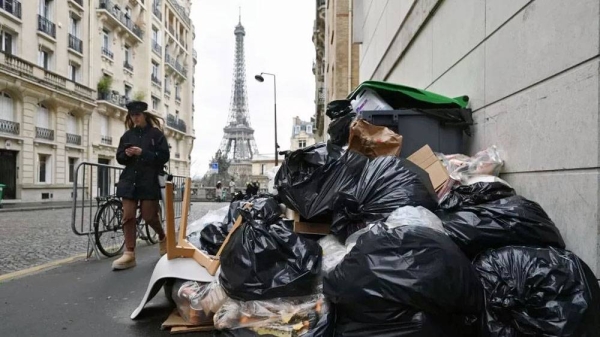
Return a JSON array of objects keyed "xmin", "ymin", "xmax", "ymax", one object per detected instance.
[
  {"xmin": 124, "ymin": 85, "xmax": 132, "ymax": 100},
  {"xmin": 102, "ymin": 30, "xmax": 110, "ymax": 49},
  {"xmin": 165, "ymin": 76, "xmax": 170, "ymax": 88},
  {"xmin": 152, "ymin": 27, "xmax": 160, "ymax": 44},
  {"xmin": 69, "ymin": 15, "xmax": 80, "ymax": 37},
  {"xmin": 68, "ymin": 62, "xmax": 80, "ymax": 82},
  {"xmin": 38, "ymin": 49, "xmax": 52, "ymax": 70},
  {"xmin": 164, "ymin": 104, "xmax": 169, "ymax": 116},
  {"xmin": 39, "ymin": 0, "xmax": 52, "ymax": 18},
  {"xmin": 124, "ymin": 45, "xmax": 130, "ymax": 63},
  {"xmin": 294, "ymin": 125, "xmax": 300, "ymax": 134},
  {"xmin": 298, "ymin": 140, "xmax": 306, "ymax": 148},
  {"xmin": 99, "ymin": 114, "xmax": 108, "ymax": 137},
  {"xmin": 68, "ymin": 157, "xmax": 77, "ymax": 183},
  {"xmin": 306, "ymin": 125, "xmax": 313, "ymax": 134},
  {"xmin": 67, "ymin": 113, "xmax": 77, "ymax": 134},
  {"xmin": 37, "ymin": 104, "xmax": 50, "ymax": 129},
  {"xmin": 152, "ymin": 61, "xmax": 159, "ymax": 78},
  {"xmin": 1, "ymin": 31, "xmax": 15, "ymax": 55},
  {"xmin": 261, "ymin": 164, "xmax": 265, "ymax": 175},
  {"xmin": 175, "ymin": 83, "xmax": 180, "ymax": 98},
  {"xmin": 152, "ymin": 97, "xmax": 160, "ymax": 111},
  {"xmin": 38, "ymin": 154, "xmax": 51, "ymax": 183},
  {"xmin": 175, "ymin": 110, "xmax": 179, "ymax": 121},
  {"xmin": 125, "ymin": 6, "xmax": 131, "ymax": 18},
  {"xmin": 0, "ymin": 91, "xmax": 14, "ymax": 121}
]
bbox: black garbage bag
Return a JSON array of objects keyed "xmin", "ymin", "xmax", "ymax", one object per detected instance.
[
  {"xmin": 437, "ymin": 195, "xmax": 566, "ymax": 258},
  {"xmin": 219, "ymin": 209, "xmax": 323, "ymax": 301},
  {"xmin": 440, "ymin": 181, "xmax": 516, "ymax": 210},
  {"xmin": 197, "ymin": 222, "xmax": 229, "ymax": 255},
  {"xmin": 330, "ymin": 156, "xmax": 438, "ymax": 240},
  {"xmin": 328, "ymin": 112, "xmax": 356, "ymax": 146},
  {"xmin": 474, "ymin": 246, "xmax": 600, "ymax": 337},
  {"xmin": 276, "ymin": 149, "xmax": 368, "ymax": 220},
  {"xmin": 334, "ymin": 307, "xmax": 475, "ymax": 337},
  {"xmin": 326, "ymin": 99, "xmax": 353, "ymax": 119},
  {"xmin": 228, "ymin": 196, "xmax": 281, "ymax": 226},
  {"xmin": 324, "ymin": 223, "xmax": 483, "ymax": 320}
]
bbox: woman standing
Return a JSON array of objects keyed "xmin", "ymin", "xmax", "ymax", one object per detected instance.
[{"xmin": 112, "ymin": 101, "xmax": 170, "ymax": 270}]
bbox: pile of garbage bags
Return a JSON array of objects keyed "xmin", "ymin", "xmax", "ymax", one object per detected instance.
[{"xmin": 176, "ymin": 114, "xmax": 598, "ymax": 336}]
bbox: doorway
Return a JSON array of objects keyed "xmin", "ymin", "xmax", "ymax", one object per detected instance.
[
  {"xmin": 0, "ymin": 150, "xmax": 17, "ymax": 199},
  {"xmin": 98, "ymin": 158, "xmax": 111, "ymax": 197}
]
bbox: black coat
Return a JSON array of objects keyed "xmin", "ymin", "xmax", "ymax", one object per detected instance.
[{"xmin": 116, "ymin": 124, "xmax": 170, "ymax": 200}]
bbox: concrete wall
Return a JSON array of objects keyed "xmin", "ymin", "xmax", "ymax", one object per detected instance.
[{"xmin": 354, "ymin": 0, "xmax": 600, "ymax": 274}]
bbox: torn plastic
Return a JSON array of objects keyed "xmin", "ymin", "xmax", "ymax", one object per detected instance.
[
  {"xmin": 214, "ymin": 293, "xmax": 328, "ymax": 333},
  {"xmin": 439, "ymin": 181, "xmax": 516, "ymax": 211},
  {"xmin": 437, "ymin": 195, "xmax": 566, "ymax": 258},
  {"xmin": 219, "ymin": 209, "xmax": 323, "ymax": 301},
  {"xmin": 442, "ymin": 146, "xmax": 503, "ymax": 183},
  {"xmin": 186, "ymin": 206, "xmax": 230, "ymax": 252},
  {"xmin": 172, "ymin": 280, "xmax": 228, "ymax": 325},
  {"xmin": 474, "ymin": 246, "xmax": 600, "ymax": 337},
  {"xmin": 328, "ymin": 112, "xmax": 356, "ymax": 146},
  {"xmin": 187, "ymin": 206, "xmax": 229, "ymax": 236},
  {"xmin": 324, "ymin": 223, "xmax": 483, "ymax": 320},
  {"xmin": 326, "ymin": 99, "xmax": 353, "ymax": 119},
  {"xmin": 266, "ymin": 165, "xmax": 281, "ymax": 195},
  {"xmin": 330, "ymin": 156, "xmax": 438, "ymax": 241},
  {"xmin": 385, "ymin": 206, "xmax": 444, "ymax": 233},
  {"xmin": 318, "ymin": 235, "xmax": 347, "ymax": 274}
]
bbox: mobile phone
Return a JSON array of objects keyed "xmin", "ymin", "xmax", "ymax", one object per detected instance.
[{"xmin": 124, "ymin": 143, "xmax": 133, "ymax": 148}]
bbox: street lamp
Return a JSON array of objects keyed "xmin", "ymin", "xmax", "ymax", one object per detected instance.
[{"xmin": 254, "ymin": 72, "xmax": 278, "ymax": 166}]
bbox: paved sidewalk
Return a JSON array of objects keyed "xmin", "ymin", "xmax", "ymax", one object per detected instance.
[{"xmin": 0, "ymin": 245, "xmax": 212, "ymax": 337}]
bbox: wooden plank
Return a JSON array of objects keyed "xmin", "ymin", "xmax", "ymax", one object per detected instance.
[
  {"xmin": 165, "ymin": 182, "xmax": 178, "ymax": 260},
  {"xmin": 178, "ymin": 177, "xmax": 192, "ymax": 243},
  {"xmin": 170, "ymin": 325, "xmax": 214, "ymax": 334}
]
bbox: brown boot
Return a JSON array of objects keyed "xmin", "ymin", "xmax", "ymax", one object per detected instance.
[
  {"xmin": 112, "ymin": 251, "xmax": 136, "ymax": 270},
  {"xmin": 159, "ymin": 236, "xmax": 167, "ymax": 256}
]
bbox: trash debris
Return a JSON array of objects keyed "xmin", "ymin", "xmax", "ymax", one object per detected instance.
[
  {"xmin": 474, "ymin": 246, "xmax": 600, "ymax": 337},
  {"xmin": 385, "ymin": 206, "xmax": 444, "ymax": 233},
  {"xmin": 219, "ymin": 208, "xmax": 323, "ymax": 301},
  {"xmin": 442, "ymin": 146, "xmax": 503, "ymax": 183},
  {"xmin": 324, "ymin": 223, "xmax": 483, "ymax": 319},
  {"xmin": 437, "ymin": 195, "xmax": 566, "ymax": 258},
  {"xmin": 347, "ymin": 119, "xmax": 402, "ymax": 159},
  {"xmin": 439, "ymin": 181, "xmax": 516, "ymax": 210},
  {"xmin": 328, "ymin": 112, "xmax": 356, "ymax": 147},
  {"xmin": 172, "ymin": 280, "xmax": 215, "ymax": 326},
  {"xmin": 317, "ymin": 235, "xmax": 346, "ymax": 274}
]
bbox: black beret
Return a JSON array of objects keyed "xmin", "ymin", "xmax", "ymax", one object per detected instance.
[{"xmin": 126, "ymin": 101, "xmax": 148, "ymax": 114}]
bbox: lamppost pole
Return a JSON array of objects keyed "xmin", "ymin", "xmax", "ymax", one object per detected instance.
[{"xmin": 255, "ymin": 72, "xmax": 278, "ymax": 166}]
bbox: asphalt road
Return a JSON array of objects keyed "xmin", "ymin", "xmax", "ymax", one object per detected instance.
[
  {"xmin": 0, "ymin": 202, "xmax": 227, "ymax": 336},
  {"xmin": 0, "ymin": 202, "xmax": 225, "ymax": 275}
]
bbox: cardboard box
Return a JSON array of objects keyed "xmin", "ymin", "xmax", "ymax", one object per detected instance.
[
  {"xmin": 285, "ymin": 208, "xmax": 330, "ymax": 235},
  {"xmin": 407, "ymin": 145, "xmax": 449, "ymax": 191}
]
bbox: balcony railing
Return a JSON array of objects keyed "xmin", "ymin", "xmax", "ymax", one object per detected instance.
[
  {"xmin": 66, "ymin": 133, "xmax": 82, "ymax": 145},
  {"xmin": 36, "ymin": 127, "xmax": 54, "ymax": 141},
  {"xmin": 0, "ymin": 0, "xmax": 21, "ymax": 19},
  {"xmin": 69, "ymin": 34, "xmax": 83, "ymax": 53},
  {"xmin": 151, "ymin": 74, "xmax": 161, "ymax": 86},
  {"xmin": 152, "ymin": 4, "xmax": 162, "ymax": 20},
  {"xmin": 166, "ymin": 0, "xmax": 190, "ymax": 26},
  {"xmin": 102, "ymin": 47, "xmax": 113, "ymax": 59},
  {"xmin": 97, "ymin": 91, "xmax": 129, "ymax": 107},
  {"xmin": 38, "ymin": 15, "xmax": 56, "ymax": 38},
  {"xmin": 152, "ymin": 40, "xmax": 162, "ymax": 56},
  {"xmin": 0, "ymin": 52, "xmax": 96, "ymax": 101},
  {"xmin": 168, "ymin": 26, "xmax": 175, "ymax": 37},
  {"xmin": 164, "ymin": 86, "xmax": 171, "ymax": 96},
  {"xmin": 124, "ymin": 61, "xmax": 133, "ymax": 72},
  {"xmin": 175, "ymin": 94, "xmax": 181, "ymax": 102},
  {"xmin": 101, "ymin": 135, "xmax": 112, "ymax": 145},
  {"xmin": 74, "ymin": 0, "xmax": 83, "ymax": 6},
  {"xmin": 192, "ymin": 49, "xmax": 197, "ymax": 60},
  {"xmin": 98, "ymin": 0, "xmax": 144, "ymax": 41},
  {"xmin": 0, "ymin": 119, "xmax": 19, "ymax": 135},
  {"xmin": 165, "ymin": 53, "xmax": 187, "ymax": 78},
  {"xmin": 166, "ymin": 114, "xmax": 186, "ymax": 133}
]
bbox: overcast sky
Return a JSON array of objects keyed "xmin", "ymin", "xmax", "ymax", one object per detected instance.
[{"xmin": 189, "ymin": 0, "xmax": 317, "ymax": 178}]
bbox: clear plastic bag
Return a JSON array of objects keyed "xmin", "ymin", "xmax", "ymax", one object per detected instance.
[
  {"xmin": 187, "ymin": 205, "xmax": 229, "ymax": 236},
  {"xmin": 173, "ymin": 280, "xmax": 229, "ymax": 323},
  {"xmin": 318, "ymin": 235, "xmax": 347, "ymax": 274},
  {"xmin": 442, "ymin": 146, "xmax": 503, "ymax": 183},
  {"xmin": 213, "ymin": 293, "xmax": 328, "ymax": 335},
  {"xmin": 386, "ymin": 206, "xmax": 445, "ymax": 233}
]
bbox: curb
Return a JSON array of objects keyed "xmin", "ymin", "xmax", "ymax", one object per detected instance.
[
  {"xmin": 0, "ymin": 252, "xmax": 88, "ymax": 283},
  {"xmin": 0, "ymin": 205, "xmax": 74, "ymax": 213}
]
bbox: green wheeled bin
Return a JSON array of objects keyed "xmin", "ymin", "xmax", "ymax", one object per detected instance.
[{"xmin": 0, "ymin": 184, "xmax": 5, "ymax": 208}]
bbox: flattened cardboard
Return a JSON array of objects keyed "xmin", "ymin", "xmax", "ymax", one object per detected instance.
[
  {"xmin": 285, "ymin": 208, "xmax": 330, "ymax": 235},
  {"xmin": 407, "ymin": 145, "xmax": 449, "ymax": 191},
  {"xmin": 162, "ymin": 310, "xmax": 215, "ymax": 334}
]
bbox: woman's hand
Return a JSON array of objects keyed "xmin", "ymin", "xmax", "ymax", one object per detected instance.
[{"xmin": 125, "ymin": 146, "xmax": 142, "ymax": 156}]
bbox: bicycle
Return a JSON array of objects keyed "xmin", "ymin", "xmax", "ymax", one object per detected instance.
[{"xmin": 93, "ymin": 194, "xmax": 164, "ymax": 257}]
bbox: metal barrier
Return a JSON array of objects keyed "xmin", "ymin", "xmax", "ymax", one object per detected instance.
[{"xmin": 70, "ymin": 161, "xmax": 187, "ymax": 259}]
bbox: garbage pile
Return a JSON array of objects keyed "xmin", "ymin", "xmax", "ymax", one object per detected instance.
[{"xmin": 172, "ymin": 82, "xmax": 599, "ymax": 337}]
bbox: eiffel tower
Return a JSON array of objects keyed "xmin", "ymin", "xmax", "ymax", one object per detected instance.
[{"xmin": 218, "ymin": 13, "xmax": 259, "ymax": 175}]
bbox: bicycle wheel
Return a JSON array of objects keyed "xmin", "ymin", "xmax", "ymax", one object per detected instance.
[{"xmin": 94, "ymin": 200, "xmax": 125, "ymax": 257}]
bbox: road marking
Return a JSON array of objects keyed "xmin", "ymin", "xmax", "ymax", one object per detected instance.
[{"xmin": 0, "ymin": 253, "xmax": 88, "ymax": 283}]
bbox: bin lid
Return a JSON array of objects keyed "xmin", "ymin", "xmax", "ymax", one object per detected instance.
[
  {"xmin": 348, "ymin": 81, "xmax": 469, "ymax": 109},
  {"xmin": 0, "ymin": 184, "xmax": 5, "ymax": 187}
]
